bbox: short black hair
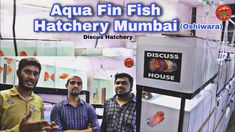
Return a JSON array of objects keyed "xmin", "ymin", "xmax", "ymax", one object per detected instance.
[
  {"xmin": 18, "ymin": 58, "xmax": 41, "ymax": 73},
  {"xmin": 114, "ymin": 73, "xmax": 133, "ymax": 89}
]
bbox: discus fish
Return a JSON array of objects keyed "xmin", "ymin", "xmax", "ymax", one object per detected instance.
[
  {"xmin": 59, "ymin": 73, "xmax": 69, "ymax": 79},
  {"xmin": 149, "ymin": 58, "xmax": 177, "ymax": 72},
  {"xmin": 147, "ymin": 111, "xmax": 165, "ymax": 127},
  {"xmin": 44, "ymin": 72, "xmax": 49, "ymax": 81},
  {"xmin": 19, "ymin": 51, "xmax": 28, "ymax": 56},
  {"xmin": 0, "ymin": 50, "xmax": 4, "ymax": 56},
  {"xmin": 50, "ymin": 73, "xmax": 55, "ymax": 81}
]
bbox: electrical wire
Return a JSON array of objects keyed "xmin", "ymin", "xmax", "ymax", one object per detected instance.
[{"xmin": 12, "ymin": 0, "xmax": 18, "ymax": 56}]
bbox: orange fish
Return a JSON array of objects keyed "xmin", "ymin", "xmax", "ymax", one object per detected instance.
[
  {"xmin": 0, "ymin": 66, "xmax": 3, "ymax": 73},
  {"xmin": 147, "ymin": 111, "xmax": 165, "ymax": 127},
  {"xmin": 59, "ymin": 73, "xmax": 69, "ymax": 79},
  {"xmin": 0, "ymin": 50, "xmax": 4, "ymax": 56},
  {"xmin": 6, "ymin": 65, "xmax": 13, "ymax": 75},
  {"xmin": 6, "ymin": 58, "xmax": 14, "ymax": 64},
  {"xmin": 19, "ymin": 51, "xmax": 28, "ymax": 56},
  {"xmin": 50, "ymin": 73, "xmax": 55, "ymax": 81},
  {"xmin": 44, "ymin": 72, "xmax": 49, "ymax": 81}
]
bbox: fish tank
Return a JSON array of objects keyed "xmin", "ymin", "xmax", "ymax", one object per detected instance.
[
  {"xmin": 139, "ymin": 83, "xmax": 217, "ymax": 132},
  {"xmin": 37, "ymin": 64, "xmax": 56, "ymax": 88},
  {"xmin": 0, "ymin": 40, "xmax": 75, "ymax": 56},
  {"xmin": 0, "ymin": 57, "xmax": 16, "ymax": 85},
  {"xmin": 0, "ymin": 40, "xmax": 16, "ymax": 56},
  {"xmin": 0, "ymin": 57, "xmax": 88, "ymax": 91},
  {"xmin": 54, "ymin": 67, "xmax": 87, "ymax": 89},
  {"xmin": 57, "ymin": 41, "xmax": 75, "ymax": 56},
  {"xmin": 36, "ymin": 41, "xmax": 57, "ymax": 56},
  {"xmin": 17, "ymin": 40, "xmax": 37, "ymax": 56},
  {"xmin": 92, "ymin": 77, "xmax": 113, "ymax": 104}
]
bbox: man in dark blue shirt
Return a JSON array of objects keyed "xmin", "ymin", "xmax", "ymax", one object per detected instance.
[
  {"xmin": 50, "ymin": 75, "xmax": 100, "ymax": 132},
  {"xmin": 101, "ymin": 73, "xmax": 136, "ymax": 132}
]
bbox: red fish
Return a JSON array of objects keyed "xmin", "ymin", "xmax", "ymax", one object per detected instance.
[
  {"xmin": 0, "ymin": 50, "xmax": 4, "ymax": 56},
  {"xmin": 147, "ymin": 111, "xmax": 165, "ymax": 127},
  {"xmin": 59, "ymin": 73, "xmax": 69, "ymax": 79},
  {"xmin": 156, "ymin": 111, "xmax": 164, "ymax": 116},
  {"xmin": 19, "ymin": 51, "xmax": 28, "ymax": 56},
  {"xmin": 44, "ymin": 72, "xmax": 49, "ymax": 81},
  {"xmin": 50, "ymin": 73, "xmax": 55, "ymax": 81}
]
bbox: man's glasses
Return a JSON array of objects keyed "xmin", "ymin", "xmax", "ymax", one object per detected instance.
[{"xmin": 70, "ymin": 81, "xmax": 82, "ymax": 86}]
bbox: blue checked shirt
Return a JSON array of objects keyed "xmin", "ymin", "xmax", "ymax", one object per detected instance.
[
  {"xmin": 50, "ymin": 98, "xmax": 100, "ymax": 132},
  {"xmin": 101, "ymin": 94, "xmax": 136, "ymax": 132}
]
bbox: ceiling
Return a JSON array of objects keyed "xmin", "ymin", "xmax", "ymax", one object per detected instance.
[{"xmin": 181, "ymin": 0, "xmax": 235, "ymax": 6}]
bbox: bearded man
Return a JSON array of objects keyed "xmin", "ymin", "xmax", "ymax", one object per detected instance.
[
  {"xmin": 101, "ymin": 73, "xmax": 136, "ymax": 132},
  {"xmin": 50, "ymin": 75, "xmax": 100, "ymax": 132}
]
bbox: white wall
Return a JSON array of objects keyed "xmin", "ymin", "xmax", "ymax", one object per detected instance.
[{"xmin": 196, "ymin": 5, "xmax": 222, "ymax": 40}]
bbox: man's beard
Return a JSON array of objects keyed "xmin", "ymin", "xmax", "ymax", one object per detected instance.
[
  {"xmin": 70, "ymin": 93, "xmax": 80, "ymax": 98},
  {"xmin": 18, "ymin": 77, "xmax": 37, "ymax": 91},
  {"xmin": 116, "ymin": 90, "xmax": 131, "ymax": 98}
]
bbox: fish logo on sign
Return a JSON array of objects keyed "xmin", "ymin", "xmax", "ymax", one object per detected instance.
[
  {"xmin": 149, "ymin": 58, "xmax": 177, "ymax": 72},
  {"xmin": 144, "ymin": 51, "xmax": 182, "ymax": 82},
  {"xmin": 215, "ymin": 4, "xmax": 232, "ymax": 21}
]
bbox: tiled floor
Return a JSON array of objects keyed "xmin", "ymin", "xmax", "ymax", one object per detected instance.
[{"xmin": 226, "ymin": 112, "xmax": 235, "ymax": 132}]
